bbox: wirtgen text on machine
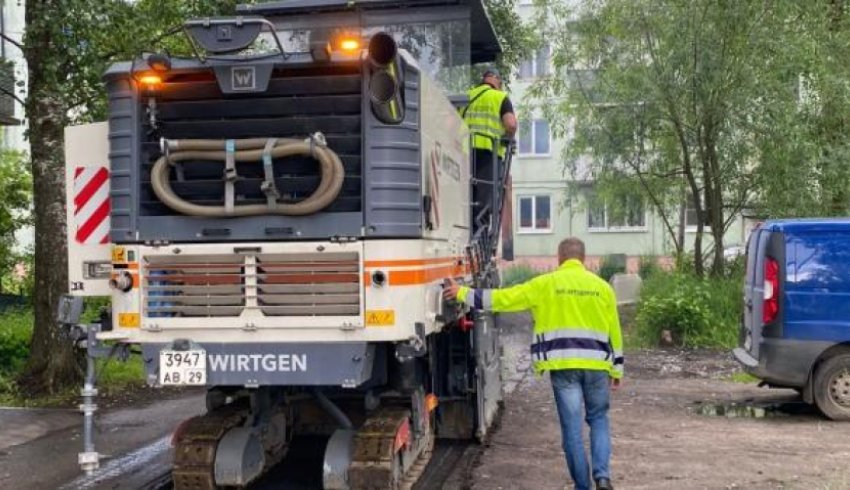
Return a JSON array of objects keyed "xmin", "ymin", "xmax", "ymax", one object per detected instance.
[{"xmin": 208, "ymin": 354, "xmax": 308, "ymax": 372}]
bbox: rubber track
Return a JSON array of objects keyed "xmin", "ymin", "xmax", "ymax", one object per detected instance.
[
  {"xmin": 348, "ymin": 409, "xmax": 434, "ymax": 490},
  {"xmin": 172, "ymin": 405, "xmax": 246, "ymax": 490}
]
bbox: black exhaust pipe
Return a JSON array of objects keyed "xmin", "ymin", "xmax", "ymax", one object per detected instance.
[{"xmin": 368, "ymin": 32, "xmax": 404, "ymax": 124}]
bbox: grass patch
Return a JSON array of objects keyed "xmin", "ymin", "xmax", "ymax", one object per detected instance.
[
  {"xmin": 727, "ymin": 372, "xmax": 759, "ymax": 384},
  {"xmin": 0, "ymin": 302, "xmax": 146, "ymax": 407},
  {"xmin": 635, "ymin": 270, "xmax": 743, "ymax": 349},
  {"xmin": 97, "ymin": 354, "xmax": 146, "ymax": 394},
  {"xmin": 0, "ymin": 307, "xmax": 33, "ymax": 375}
]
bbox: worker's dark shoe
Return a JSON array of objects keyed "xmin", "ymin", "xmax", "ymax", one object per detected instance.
[{"xmin": 595, "ymin": 478, "xmax": 613, "ymax": 490}]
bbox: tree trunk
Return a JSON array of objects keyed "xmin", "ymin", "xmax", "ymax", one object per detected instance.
[
  {"xmin": 20, "ymin": 0, "xmax": 82, "ymax": 395},
  {"xmin": 702, "ymin": 124, "xmax": 726, "ymax": 276},
  {"xmin": 677, "ymin": 182, "xmax": 686, "ymax": 260}
]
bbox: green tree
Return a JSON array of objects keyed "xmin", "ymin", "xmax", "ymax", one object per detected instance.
[
  {"xmin": 21, "ymin": 0, "xmax": 242, "ymax": 395},
  {"xmin": 751, "ymin": 1, "xmax": 850, "ymax": 218},
  {"xmin": 484, "ymin": 0, "xmax": 535, "ymax": 81},
  {"xmin": 528, "ymin": 0, "xmax": 803, "ymax": 276},
  {"xmin": 0, "ymin": 150, "xmax": 31, "ymax": 294}
]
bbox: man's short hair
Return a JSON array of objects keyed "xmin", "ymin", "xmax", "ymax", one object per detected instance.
[
  {"xmin": 558, "ymin": 238, "xmax": 586, "ymax": 261},
  {"xmin": 482, "ymin": 67, "xmax": 501, "ymax": 80}
]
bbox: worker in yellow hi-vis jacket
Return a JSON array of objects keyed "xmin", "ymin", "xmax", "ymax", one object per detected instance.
[{"xmin": 443, "ymin": 238, "xmax": 623, "ymax": 490}]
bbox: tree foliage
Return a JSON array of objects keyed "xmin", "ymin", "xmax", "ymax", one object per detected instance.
[
  {"xmin": 528, "ymin": 0, "xmax": 847, "ymax": 276},
  {"xmin": 484, "ymin": 0, "xmax": 536, "ymax": 81},
  {"xmin": 0, "ymin": 150, "xmax": 31, "ymax": 293},
  {"xmin": 751, "ymin": 1, "xmax": 850, "ymax": 218}
]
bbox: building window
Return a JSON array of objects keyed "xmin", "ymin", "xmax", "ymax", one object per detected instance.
[
  {"xmin": 518, "ymin": 195, "xmax": 552, "ymax": 233},
  {"xmin": 685, "ymin": 192, "xmax": 708, "ymax": 230},
  {"xmin": 587, "ymin": 193, "xmax": 646, "ymax": 231},
  {"xmin": 518, "ymin": 119, "xmax": 551, "ymax": 156},
  {"xmin": 518, "ymin": 45, "xmax": 551, "ymax": 79}
]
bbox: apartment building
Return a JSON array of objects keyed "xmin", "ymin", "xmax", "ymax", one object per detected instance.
[{"xmin": 507, "ymin": 0, "xmax": 753, "ymax": 271}]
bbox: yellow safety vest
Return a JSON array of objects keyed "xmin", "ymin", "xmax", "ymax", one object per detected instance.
[
  {"xmin": 462, "ymin": 84, "xmax": 508, "ymax": 158},
  {"xmin": 458, "ymin": 259, "xmax": 624, "ymax": 378}
]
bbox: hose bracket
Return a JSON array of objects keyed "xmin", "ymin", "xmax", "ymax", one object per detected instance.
[
  {"xmin": 306, "ymin": 132, "xmax": 328, "ymax": 159},
  {"xmin": 260, "ymin": 138, "xmax": 280, "ymax": 209}
]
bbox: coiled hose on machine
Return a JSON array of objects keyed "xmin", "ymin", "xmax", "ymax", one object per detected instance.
[{"xmin": 150, "ymin": 135, "xmax": 345, "ymax": 217}]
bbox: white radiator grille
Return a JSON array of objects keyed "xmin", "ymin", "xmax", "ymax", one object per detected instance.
[
  {"xmin": 143, "ymin": 251, "xmax": 361, "ymax": 318},
  {"xmin": 256, "ymin": 252, "xmax": 361, "ymax": 316}
]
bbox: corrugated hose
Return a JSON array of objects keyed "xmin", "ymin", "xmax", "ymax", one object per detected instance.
[{"xmin": 150, "ymin": 134, "xmax": 345, "ymax": 217}]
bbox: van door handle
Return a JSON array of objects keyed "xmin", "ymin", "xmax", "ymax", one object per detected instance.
[{"xmin": 746, "ymin": 299, "xmax": 753, "ymax": 309}]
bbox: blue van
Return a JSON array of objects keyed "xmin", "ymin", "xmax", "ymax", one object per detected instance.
[{"xmin": 734, "ymin": 219, "xmax": 850, "ymax": 420}]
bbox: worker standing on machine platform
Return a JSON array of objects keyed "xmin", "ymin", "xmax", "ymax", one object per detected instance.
[
  {"xmin": 462, "ymin": 67, "xmax": 517, "ymax": 160},
  {"xmin": 443, "ymin": 238, "xmax": 623, "ymax": 490},
  {"xmin": 461, "ymin": 68, "xmax": 517, "ymax": 233}
]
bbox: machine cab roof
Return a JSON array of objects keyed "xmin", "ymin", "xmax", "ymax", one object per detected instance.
[{"xmin": 235, "ymin": 0, "xmax": 502, "ymax": 92}]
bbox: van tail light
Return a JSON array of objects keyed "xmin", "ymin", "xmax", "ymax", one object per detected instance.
[{"xmin": 763, "ymin": 257, "xmax": 779, "ymax": 324}]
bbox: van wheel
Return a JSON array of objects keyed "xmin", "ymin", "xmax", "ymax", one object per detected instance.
[{"xmin": 813, "ymin": 353, "xmax": 850, "ymax": 420}]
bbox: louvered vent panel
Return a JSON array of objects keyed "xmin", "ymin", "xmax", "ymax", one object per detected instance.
[
  {"xmin": 255, "ymin": 252, "xmax": 361, "ymax": 316},
  {"xmin": 144, "ymin": 254, "xmax": 246, "ymax": 317},
  {"xmin": 142, "ymin": 251, "xmax": 361, "ymax": 318}
]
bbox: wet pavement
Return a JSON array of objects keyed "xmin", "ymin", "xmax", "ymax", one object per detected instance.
[
  {"xmin": 0, "ymin": 392, "xmax": 204, "ymax": 490},
  {"xmin": 0, "ymin": 315, "xmax": 536, "ymax": 490}
]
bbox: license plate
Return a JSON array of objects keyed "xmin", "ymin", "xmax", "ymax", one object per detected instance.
[{"xmin": 159, "ymin": 349, "xmax": 206, "ymax": 386}]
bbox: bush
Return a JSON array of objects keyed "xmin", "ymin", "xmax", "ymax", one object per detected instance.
[
  {"xmin": 598, "ymin": 255, "xmax": 626, "ymax": 282},
  {"xmin": 635, "ymin": 270, "xmax": 742, "ymax": 348},
  {"xmin": 638, "ymin": 255, "xmax": 662, "ymax": 279},
  {"xmin": 501, "ymin": 263, "xmax": 545, "ymax": 286},
  {"xmin": 0, "ymin": 308, "xmax": 32, "ymax": 374}
]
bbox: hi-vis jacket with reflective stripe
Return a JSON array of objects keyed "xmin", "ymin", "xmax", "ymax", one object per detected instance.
[
  {"xmin": 463, "ymin": 84, "xmax": 508, "ymax": 157},
  {"xmin": 458, "ymin": 259, "xmax": 624, "ymax": 378}
]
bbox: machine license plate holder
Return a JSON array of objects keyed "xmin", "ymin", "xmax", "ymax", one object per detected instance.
[{"xmin": 159, "ymin": 349, "xmax": 207, "ymax": 386}]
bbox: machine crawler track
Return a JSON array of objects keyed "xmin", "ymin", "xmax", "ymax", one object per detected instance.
[
  {"xmin": 172, "ymin": 405, "xmax": 247, "ymax": 490},
  {"xmin": 348, "ymin": 409, "xmax": 435, "ymax": 490}
]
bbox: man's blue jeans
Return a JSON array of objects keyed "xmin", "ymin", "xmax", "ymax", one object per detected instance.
[{"xmin": 550, "ymin": 369, "xmax": 611, "ymax": 490}]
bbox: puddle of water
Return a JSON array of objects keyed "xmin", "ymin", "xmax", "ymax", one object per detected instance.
[{"xmin": 693, "ymin": 401, "xmax": 814, "ymax": 419}]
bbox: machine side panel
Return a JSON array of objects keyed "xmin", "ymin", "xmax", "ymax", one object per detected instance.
[
  {"xmin": 419, "ymin": 72, "xmax": 470, "ymax": 243},
  {"xmin": 65, "ymin": 122, "xmax": 113, "ymax": 296},
  {"xmin": 105, "ymin": 77, "xmax": 139, "ymax": 243},
  {"xmin": 363, "ymin": 55, "xmax": 423, "ymax": 237}
]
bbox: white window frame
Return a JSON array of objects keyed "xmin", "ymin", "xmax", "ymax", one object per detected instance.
[
  {"xmin": 517, "ymin": 194, "xmax": 554, "ymax": 234},
  {"xmin": 587, "ymin": 195, "xmax": 648, "ymax": 233},
  {"xmin": 518, "ymin": 118, "xmax": 552, "ymax": 157},
  {"xmin": 684, "ymin": 192, "xmax": 712, "ymax": 232},
  {"xmin": 517, "ymin": 44, "xmax": 551, "ymax": 80}
]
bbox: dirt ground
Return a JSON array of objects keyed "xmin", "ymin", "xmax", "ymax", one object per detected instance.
[{"xmin": 470, "ymin": 320, "xmax": 850, "ymax": 490}]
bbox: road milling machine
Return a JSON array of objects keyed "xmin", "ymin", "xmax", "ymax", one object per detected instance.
[{"xmin": 58, "ymin": 1, "xmax": 514, "ymax": 488}]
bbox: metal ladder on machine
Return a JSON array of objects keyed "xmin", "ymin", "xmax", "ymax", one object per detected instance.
[{"xmin": 469, "ymin": 134, "xmax": 515, "ymax": 288}]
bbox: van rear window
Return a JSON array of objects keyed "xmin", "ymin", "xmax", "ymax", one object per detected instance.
[
  {"xmin": 788, "ymin": 232, "xmax": 850, "ymax": 289},
  {"xmin": 745, "ymin": 229, "xmax": 761, "ymax": 286}
]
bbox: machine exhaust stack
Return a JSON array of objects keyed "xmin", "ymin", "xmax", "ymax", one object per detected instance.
[{"xmin": 368, "ymin": 32, "xmax": 404, "ymax": 124}]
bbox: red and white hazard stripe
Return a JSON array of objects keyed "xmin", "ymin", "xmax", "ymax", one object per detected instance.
[{"xmin": 73, "ymin": 166, "xmax": 110, "ymax": 244}]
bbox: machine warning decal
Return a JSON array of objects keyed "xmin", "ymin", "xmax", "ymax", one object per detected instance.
[
  {"xmin": 118, "ymin": 313, "xmax": 140, "ymax": 328},
  {"xmin": 366, "ymin": 309, "xmax": 396, "ymax": 327},
  {"xmin": 73, "ymin": 166, "xmax": 110, "ymax": 245},
  {"xmin": 111, "ymin": 246, "xmax": 126, "ymax": 262}
]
